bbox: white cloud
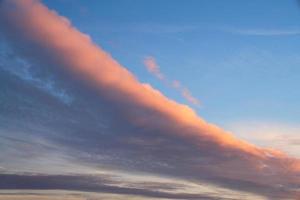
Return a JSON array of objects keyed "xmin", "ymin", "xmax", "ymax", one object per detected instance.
[{"xmin": 226, "ymin": 121, "xmax": 300, "ymax": 157}]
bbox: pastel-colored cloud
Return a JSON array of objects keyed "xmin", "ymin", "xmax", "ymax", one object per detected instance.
[
  {"xmin": 172, "ymin": 80, "xmax": 200, "ymax": 106},
  {"xmin": 144, "ymin": 56, "xmax": 164, "ymax": 80},
  {"xmin": 0, "ymin": 0, "xmax": 293, "ymax": 169},
  {"xmin": 144, "ymin": 56, "xmax": 200, "ymax": 106},
  {"xmin": 227, "ymin": 121, "xmax": 300, "ymax": 158}
]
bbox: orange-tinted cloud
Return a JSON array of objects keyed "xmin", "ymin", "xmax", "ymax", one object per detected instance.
[
  {"xmin": 144, "ymin": 56, "xmax": 200, "ymax": 106},
  {"xmin": 1, "ymin": 0, "xmax": 300, "ymax": 195},
  {"xmin": 172, "ymin": 80, "xmax": 200, "ymax": 106},
  {"xmin": 144, "ymin": 56, "xmax": 164, "ymax": 80},
  {"xmin": 0, "ymin": 0, "xmax": 288, "ymax": 160}
]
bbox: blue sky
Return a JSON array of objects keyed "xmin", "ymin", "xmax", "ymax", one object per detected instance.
[
  {"xmin": 43, "ymin": 0, "xmax": 300, "ymax": 125},
  {"xmin": 1, "ymin": 0, "xmax": 300, "ymax": 199},
  {"xmin": 41, "ymin": 0, "xmax": 300, "ymax": 158}
]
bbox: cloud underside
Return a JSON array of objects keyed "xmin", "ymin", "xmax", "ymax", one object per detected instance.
[
  {"xmin": 0, "ymin": 0, "xmax": 300, "ymax": 199},
  {"xmin": 0, "ymin": 174, "xmax": 268, "ymax": 200}
]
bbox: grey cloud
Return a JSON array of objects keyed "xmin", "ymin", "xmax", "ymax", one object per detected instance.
[
  {"xmin": 0, "ymin": 66, "xmax": 294, "ymax": 199},
  {"xmin": 0, "ymin": 174, "xmax": 231, "ymax": 200},
  {"xmin": 0, "ymin": 50, "xmax": 72, "ymax": 104}
]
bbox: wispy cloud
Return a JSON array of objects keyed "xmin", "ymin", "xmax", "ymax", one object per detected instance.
[
  {"xmin": 0, "ymin": 49, "xmax": 72, "ymax": 104},
  {"xmin": 225, "ymin": 27, "xmax": 300, "ymax": 36},
  {"xmin": 144, "ymin": 56, "xmax": 164, "ymax": 80},
  {"xmin": 87, "ymin": 21, "xmax": 300, "ymax": 37},
  {"xmin": 144, "ymin": 56, "xmax": 200, "ymax": 106},
  {"xmin": 0, "ymin": 173, "xmax": 270, "ymax": 200},
  {"xmin": 227, "ymin": 122, "xmax": 300, "ymax": 158}
]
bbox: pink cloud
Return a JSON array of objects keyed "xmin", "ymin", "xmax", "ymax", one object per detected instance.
[
  {"xmin": 144, "ymin": 56, "xmax": 200, "ymax": 106},
  {"xmin": 181, "ymin": 87, "xmax": 200, "ymax": 106},
  {"xmin": 1, "ymin": 0, "xmax": 300, "ymax": 194},
  {"xmin": 144, "ymin": 56, "xmax": 164, "ymax": 80}
]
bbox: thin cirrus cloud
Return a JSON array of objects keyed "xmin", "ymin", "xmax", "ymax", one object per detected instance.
[
  {"xmin": 144, "ymin": 56, "xmax": 200, "ymax": 106},
  {"xmin": 143, "ymin": 56, "xmax": 165, "ymax": 80},
  {"xmin": 1, "ymin": 0, "xmax": 300, "ymax": 199},
  {"xmin": 0, "ymin": 51, "xmax": 72, "ymax": 104},
  {"xmin": 224, "ymin": 27, "xmax": 300, "ymax": 36}
]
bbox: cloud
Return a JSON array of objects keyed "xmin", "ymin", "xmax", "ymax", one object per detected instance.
[
  {"xmin": 172, "ymin": 80, "xmax": 200, "ymax": 106},
  {"xmin": 225, "ymin": 27, "xmax": 300, "ymax": 36},
  {"xmin": 226, "ymin": 122, "xmax": 300, "ymax": 158},
  {"xmin": 0, "ymin": 49, "xmax": 72, "ymax": 104},
  {"xmin": 144, "ymin": 56, "xmax": 164, "ymax": 80},
  {"xmin": 144, "ymin": 56, "xmax": 200, "ymax": 106},
  {"xmin": 1, "ymin": 0, "xmax": 300, "ymax": 198},
  {"xmin": 0, "ymin": 173, "xmax": 271, "ymax": 200}
]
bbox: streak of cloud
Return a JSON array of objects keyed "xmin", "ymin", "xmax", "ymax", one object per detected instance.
[
  {"xmin": 0, "ymin": 50, "xmax": 72, "ymax": 104},
  {"xmin": 144, "ymin": 56, "xmax": 200, "ymax": 106},
  {"xmin": 0, "ymin": 173, "xmax": 270, "ymax": 200},
  {"xmin": 225, "ymin": 27, "xmax": 300, "ymax": 36},
  {"xmin": 144, "ymin": 56, "xmax": 164, "ymax": 80}
]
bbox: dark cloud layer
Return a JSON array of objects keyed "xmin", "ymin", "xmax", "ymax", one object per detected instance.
[{"xmin": 0, "ymin": 174, "xmax": 225, "ymax": 200}]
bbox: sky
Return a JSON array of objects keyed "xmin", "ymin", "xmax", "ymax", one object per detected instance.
[
  {"xmin": 1, "ymin": 0, "xmax": 300, "ymax": 199},
  {"xmin": 41, "ymin": 0, "xmax": 300, "ymax": 148}
]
